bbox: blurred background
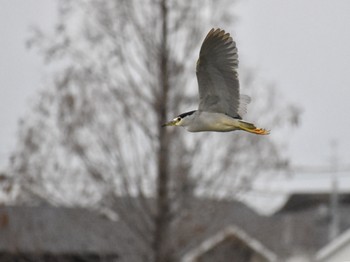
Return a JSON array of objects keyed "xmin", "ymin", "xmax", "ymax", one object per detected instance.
[{"xmin": 0, "ymin": 0, "xmax": 350, "ymax": 261}]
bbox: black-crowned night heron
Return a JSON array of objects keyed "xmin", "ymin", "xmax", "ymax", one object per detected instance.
[{"xmin": 163, "ymin": 28, "xmax": 269, "ymax": 135}]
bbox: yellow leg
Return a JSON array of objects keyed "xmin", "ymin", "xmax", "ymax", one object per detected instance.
[{"xmin": 238, "ymin": 120, "xmax": 270, "ymax": 135}]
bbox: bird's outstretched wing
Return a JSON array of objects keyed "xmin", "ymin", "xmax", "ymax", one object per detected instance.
[{"xmin": 196, "ymin": 28, "xmax": 241, "ymax": 118}]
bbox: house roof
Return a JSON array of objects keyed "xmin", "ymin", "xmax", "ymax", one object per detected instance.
[
  {"xmin": 315, "ymin": 227, "xmax": 350, "ymax": 261},
  {"xmin": 0, "ymin": 205, "xmax": 141, "ymax": 260},
  {"xmin": 276, "ymin": 193, "xmax": 350, "ymax": 213},
  {"xmin": 181, "ymin": 225, "xmax": 278, "ymax": 262},
  {"xmin": 1, "ymin": 197, "xmax": 350, "ymax": 261},
  {"xmin": 170, "ymin": 197, "xmax": 350, "ymax": 260}
]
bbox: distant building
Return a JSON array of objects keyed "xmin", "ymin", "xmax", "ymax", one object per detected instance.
[
  {"xmin": 272, "ymin": 192, "xmax": 350, "ymax": 261},
  {"xmin": 0, "ymin": 193, "xmax": 350, "ymax": 262},
  {"xmin": 0, "ymin": 206, "xmax": 141, "ymax": 262},
  {"xmin": 277, "ymin": 192, "xmax": 350, "ymax": 213},
  {"xmin": 315, "ymin": 228, "xmax": 350, "ymax": 262}
]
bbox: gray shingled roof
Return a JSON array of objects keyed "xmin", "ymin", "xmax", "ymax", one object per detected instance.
[
  {"xmin": 1, "ymin": 197, "xmax": 349, "ymax": 261},
  {"xmin": 0, "ymin": 205, "xmax": 143, "ymax": 261}
]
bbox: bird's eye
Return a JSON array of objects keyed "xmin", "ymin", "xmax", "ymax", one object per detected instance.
[{"xmin": 176, "ymin": 117, "xmax": 181, "ymax": 122}]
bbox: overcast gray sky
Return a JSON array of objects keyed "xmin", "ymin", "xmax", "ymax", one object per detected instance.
[
  {"xmin": 0, "ymin": 0, "xmax": 57, "ymax": 167},
  {"xmin": 235, "ymin": 0, "xmax": 350, "ymax": 169},
  {"xmin": 1, "ymin": 0, "xmax": 350, "ymax": 174}
]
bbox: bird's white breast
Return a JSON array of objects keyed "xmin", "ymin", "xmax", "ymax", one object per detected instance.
[{"xmin": 186, "ymin": 112, "xmax": 240, "ymax": 132}]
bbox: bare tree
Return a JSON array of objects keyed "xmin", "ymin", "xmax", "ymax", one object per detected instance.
[{"xmin": 7, "ymin": 0, "xmax": 299, "ymax": 261}]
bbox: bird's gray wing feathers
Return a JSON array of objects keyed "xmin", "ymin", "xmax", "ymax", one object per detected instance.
[
  {"xmin": 196, "ymin": 28, "xmax": 241, "ymax": 118},
  {"xmin": 237, "ymin": 94, "xmax": 251, "ymax": 118}
]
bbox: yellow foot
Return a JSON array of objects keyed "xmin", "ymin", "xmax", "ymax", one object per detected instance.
[
  {"xmin": 251, "ymin": 128, "xmax": 270, "ymax": 135},
  {"xmin": 238, "ymin": 120, "xmax": 270, "ymax": 135}
]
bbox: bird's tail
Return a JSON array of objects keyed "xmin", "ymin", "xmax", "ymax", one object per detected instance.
[{"xmin": 237, "ymin": 120, "xmax": 270, "ymax": 135}]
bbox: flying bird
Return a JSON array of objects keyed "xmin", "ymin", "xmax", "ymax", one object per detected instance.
[{"xmin": 163, "ymin": 28, "xmax": 269, "ymax": 135}]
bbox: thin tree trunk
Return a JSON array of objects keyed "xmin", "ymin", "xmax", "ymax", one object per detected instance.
[{"xmin": 154, "ymin": 0, "xmax": 171, "ymax": 261}]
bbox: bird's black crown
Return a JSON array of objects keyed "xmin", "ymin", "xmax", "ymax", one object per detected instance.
[{"xmin": 178, "ymin": 110, "xmax": 196, "ymax": 119}]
